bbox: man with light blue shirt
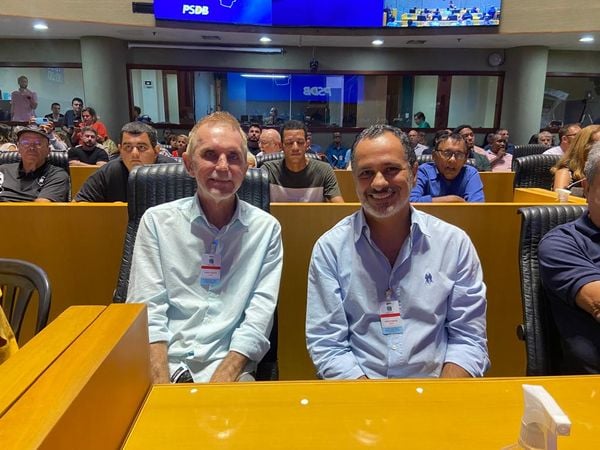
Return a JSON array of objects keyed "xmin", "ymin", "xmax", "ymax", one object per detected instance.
[
  {"xmin": 410, "ymin": 132, "xmax": 485, "ymax": 202},
  {"xmin": 127, "ymin": 112, "xmax": 283, "ymax": 384},
  {"xmin": 306, "ymin": 125, "xmax": 489, "ymax": 379}
]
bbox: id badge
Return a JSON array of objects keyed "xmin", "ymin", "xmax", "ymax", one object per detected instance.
[
  {"xmin": 379, "ymin": 299, "xmax": 403, "ymax": 335},
  {"xmin": 200, "ymin": 253, "xmax": 221, "ymax": 285}
]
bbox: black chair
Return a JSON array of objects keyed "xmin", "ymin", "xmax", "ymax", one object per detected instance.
[
  {"xmin": 0, "ymin": 150, "xmax": 70, "ymax": 175},
  {"xmin": 517, "ymin": 205, "xmax": 587, "ymax": 375},
  {"xmin": 0, "ymin": 258, "xmax": 52, "ymax": 341},
  {"xmin": 255, "ymin": 151, "xmax": 319, "ymax": 168},
  {"xmin": 113, "ymin": 163, "xmax": 278, "ymax": 380},
  {"xmin": 512, "ymin": 144, "xmax": 549, "ymax": 161},
  {"xmin": 513, "ymin": 154, "xmax": 560, "ymax": 189}
]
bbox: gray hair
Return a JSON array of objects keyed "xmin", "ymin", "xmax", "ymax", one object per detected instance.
[
  {"xmin": 584, "ymin": 142, "xmax": 600, "ymax": 186},
  {"xmin": 351, "ymin": 125, "xmax": 416, "ymax": 171}
]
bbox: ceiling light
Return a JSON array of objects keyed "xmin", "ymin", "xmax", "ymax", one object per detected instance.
[
  {"xmin": 33, "ymin": 23, "xmax": 48, "ymax": 31},
  {"xmin": 240, "ymin": 74, "xmax": 289, "ymax": 79},
  {"xmin": 372, "ymin": 39, "xmax": 384, "ymax": 46},
  {"xmin": 579, "ymin": 36, "xmax": 595, "ymax": 43},
  {"xmin": 259, "ymin": 36, "xmax": 272, "ymax": 43}
]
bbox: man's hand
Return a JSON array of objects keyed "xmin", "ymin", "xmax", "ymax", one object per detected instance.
[
  {"xmin": 149, "ymin": 342, "xmax": 170, "ymax": 384},
  {"xmin": 209, "ymin": 351, "xmax": 248, "ymax": 382},
  {"xmin": 576, "ymin": 281, "xmax": 600, "ymax": 322},
  {"xmin": 432, "ymin": 195, "xmax": 466, "ymax": 203}
]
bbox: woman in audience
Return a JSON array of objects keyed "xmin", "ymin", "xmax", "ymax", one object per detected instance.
[
  {"xmin": 72, "ymin": 107, "xmax": 108, "ymax": 145},
  {"xmin": 552, "ymin": 124, "xmax": 600, "ymax": 196}
]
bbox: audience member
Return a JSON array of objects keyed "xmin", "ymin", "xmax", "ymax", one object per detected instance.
[
  {"xmin": 485, "ymin": 133, "xmax": 512, "ymax": 172},
  {"xmin": 538, "ymin": 145, "xmax": 600, "ymax": 374},
  {"xmin": 538, "ymin": 130, "xmax": 554, "ymax": 147},
  {"xmin": 423, "ymin": 129, "xmax": 452, "ymax": 155},
  {"xmin": 0, "ymin": 125, "xmax": 69, "ymax": 202},
  {"xmin": 126, "ymin": 111, "xmax": 283, "ymax": 383},
  {"xmin": 454, "ymin": 125, "xmax": 491, "ymax": 171},
  {"xmin": 28, "ymin": 119, "xmax": 68, "ymax": 152},
  {"xmin": 72, "ymin": 107, "xmax": 108, "ymax": 145},
  {"xmin": 257, "ymin": 128, "xmax": 282, "ymax": 157},
  {"xmin": 10, "ymin": 76, "xmax": 38, "ymax": 122},
  {"xmin": 132, "ymin": 106, "xmax": 141, "ymax": 121},
  {"xmin": 411, "ymin": 132, "xmax": 484, "ymax": 202},
  {"xmin": 63, "ymin": 97, "xmax": 83, "ymax": 132},
  {"xmin": 413, "ymin": 111, "xmax": 430, "ymax": 128},
  {"xmin": 44, "ymin": 102, "xmax": 65, "ymax": 128},
  {"xmin": 68, "ymin": 127, "xmax": 109, "ymax": 167},
  {"xmin": 544, "ymin": 123, "xmax": 582, "ymax": 156},
  {"xmin": 264, "ymin": 106, "xmax": 279, "ymax": 126},
  {"xmin": 0, "ymin": 124, "xmax": 16, "ymax": 151},
  {"xmin": 260, "ymin": 120, "xmax": 344, "ymax": 203},
  {"xmin": 325, "ymin": 132, "xmax": 349, "ymax": 169},
  {"xmin": 306, "ymin": 131, "xmax": 323, "ymax": 156},
  {"xmin": 407, "ymin": 129, "xmax": 428, "ymax": 156},
  {"xmin": 306, "ymin": 124, "xmax": 489, "ymax": 379},
  {"xmin": 246, "ymin": 123, "xmax": 262, "ymax": 156},
  {"xmin": 552, "ymin": 125, "xmax": 600, "ymax": 195},
  {"xmin": 75, "ymin": 122, "xmax": 175, "ymax": 202},
  {"xmin": 485, "ymin": 128, "xmax": 515, "ymax": 154},
  {"xmin": 170, "ymin": 134, "xmax": 189, "ymax": 157}
]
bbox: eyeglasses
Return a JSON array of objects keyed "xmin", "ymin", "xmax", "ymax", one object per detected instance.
[
  {"xmin": 121, "ymin": 144, "xmax": 152, "ymax": 153},
  {"xmin": 436, "ymin": 150, "xmax": 467, "ymax": 161},
  {"xmin": 19, "ymin": 140, "xmax": 45, "ymax": 149}
]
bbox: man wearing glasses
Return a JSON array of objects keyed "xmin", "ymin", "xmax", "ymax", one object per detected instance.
[
  {"xmin": 410, "ymin": 132, "xmax": 485, "ymax": 202},
  {"xmin": 0, "ymin": 125, "xmax": 69, "ymax": 202},
  {"xmin": 75, "ymin": 122, "xmax": 175, "ymax": 202},
  {"xmin": 544, "ymin": 123, "xmax": 582, "ymax": 156}
]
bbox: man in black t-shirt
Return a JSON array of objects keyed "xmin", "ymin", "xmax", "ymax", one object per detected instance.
[
  {"xmin": 75, "ymin": 122, "xmax": 175, "ymax": 202},
  {"xmin": 0, "ymin": 125, "xmax": 69, "ymax": 202},
  {"xmin": 68, "ymin": 127, "xmax": 108, "ymax": 167}
]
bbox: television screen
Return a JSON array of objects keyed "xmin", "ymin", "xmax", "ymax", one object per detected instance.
[{"xmin": 154, "ymin": 0, "xmax": 502, "ymax": 28}]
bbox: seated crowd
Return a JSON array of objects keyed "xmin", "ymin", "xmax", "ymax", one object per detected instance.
[{"xmin": 1, "ymin": 109, "xmax": 598, "ymax": 379}]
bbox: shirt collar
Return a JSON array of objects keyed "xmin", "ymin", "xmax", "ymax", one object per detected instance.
[
  {"xmin": 190, "ymin": 194, "xmax": 250, "ymax": 229},
  {"xmin": 354, "ymin": 206, "xmax": 431, "ymax": 245},
  {"xmin": 575, "ymin": 210, "xmax": 600, "ymax": 238},
  {"xmin": 17, "ymin": 160, "xmax": 49, "ymax": 179}
]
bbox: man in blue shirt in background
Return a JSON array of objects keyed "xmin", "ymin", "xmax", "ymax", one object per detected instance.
[
  {"xmin": 325, "ymin": 131, "xmax": 349, "ymax": 169},
  {"xmin": 410, "ymin": 132, "xmax": 485, "ymax": 202},
  {"xmin": 306, "ymin": 124, "xmax": 489, "ymax": 379}
]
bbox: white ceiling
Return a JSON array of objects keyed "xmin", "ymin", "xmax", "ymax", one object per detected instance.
[{"xmin": 0, "ymin": 15, "xmax": 598, "ymax": 51}]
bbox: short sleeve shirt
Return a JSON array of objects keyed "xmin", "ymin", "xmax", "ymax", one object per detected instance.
[
  {"xmin": 0, "ymin": 161, "xmax": 69, "ymax": 202},
  {"xmin": 68, "ymin": 145, "xmax": 109, "ymax": 165}
]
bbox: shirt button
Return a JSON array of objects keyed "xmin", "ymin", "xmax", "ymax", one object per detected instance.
[{"xmin": 391, "ymin": 345, "xmax": 397, "ymax": 350}]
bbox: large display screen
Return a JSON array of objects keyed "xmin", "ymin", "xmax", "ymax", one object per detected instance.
[{"xmin": 154, "ymin": 1, "xmax": 502, "ymax": 28}]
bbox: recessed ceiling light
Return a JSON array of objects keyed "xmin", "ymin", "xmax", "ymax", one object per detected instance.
[
  {"xmin": 33, "ymin": 23, "xmax": 48, "ymax": 31},
  {"xmin": 579, "ymin": 36, "xmax": 595, "ymax": 43},
  {"xmin": 372, "ymin": 39, "xmax": 384, "ymax": 46},
  {"xmin": 259, "ymin": 36, "xmax": 272, "ymax": 43}
]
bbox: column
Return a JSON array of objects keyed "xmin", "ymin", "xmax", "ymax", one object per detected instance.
[
  {"xmin": 80, "ymin": 37, "xmax": 129, "ymax": 141},
  {"xmin": 501, "ymin": 46, "xmax": 549, "ymax": 145}
]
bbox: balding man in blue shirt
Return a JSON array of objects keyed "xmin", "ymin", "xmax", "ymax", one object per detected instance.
[{"xmin": 306, "ymin": 125, "xmax": 489, "ymax": 379}]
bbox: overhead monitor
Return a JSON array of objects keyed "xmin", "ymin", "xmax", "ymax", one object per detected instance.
[{"xmin": 153, "ymin": 1, "xmax": 502, "ymax": 28}]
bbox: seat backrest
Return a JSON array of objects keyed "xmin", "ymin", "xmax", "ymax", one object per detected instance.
[
  {"xmin": 517, "ymin": 205, "xmax": 587, "ymax": 375},
  {"xmin": 512, "ymin": 144, "xmax": 549, "ymax": 160},
  {"xmin": 0, "ymin": 258, "xmax": 52, "ymax": 341},
  {"xmin": 0, "ymin": 151, "xmax": 70, "ymax": 175},
  {"xmin": 113, "ymin": 164, "xmax": 278, "ymax": 378},
  {"xmin": 256, "ymin": 151, "xmax": 319, "ymax": 168},
  {"xmin": 513, "ymin": 154, "xmax": 560, "ymax": 189}
]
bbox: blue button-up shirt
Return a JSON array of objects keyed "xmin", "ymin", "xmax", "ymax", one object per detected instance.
[
  {"xmin": 306, "ymin": 207, "xmax": 489, "ymax": 379},
  {"xmin": 410, "ymin": 162, "xmax": 485, "ymax": 202},
  {"xmin": 127, "ymin": 195, "xmax": 283, "ymax": 381}
]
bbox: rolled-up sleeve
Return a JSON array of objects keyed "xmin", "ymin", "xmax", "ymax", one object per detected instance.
[
  {"xmin": 443, "ymin": 235, "xmax": 490, "ymax": 376},
  {"xmin": 306, "ymin": 240, "xmax": 365, "ymax": 379},
  {"xmin": 410, "ymin": 166, "xmax": 433, "ymax": 202},
  {"xmin": 230, "ymin": 221, "xmax": 283, "ymax": 362}
]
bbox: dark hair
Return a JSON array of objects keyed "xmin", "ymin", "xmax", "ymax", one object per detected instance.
[
  {"xmin": 119, "ymin": 121, "xmax": 158, "ymax": 147},
  {"xmin": 435, "ymin": 132, "xmax": 467, "ymax": 152},
  {"xmin": 452, "ymin": 124, "xmax": 473, "ymax": 134},
  {"xmin": 51, "ymin": 102, "xmax": 60, "ymax": 108},
  {"xmin": 282, "ymin": 120, "xmax": 308, "ymax": 140},
  {"xmin": 433, "ymin": 129, "xmax": 451, "ymax": 147},
  {"xmin": 133, "ymin": 106, "xmax": 141, "ymax": 115},
  {"xmin": 71, "ymin": 97, "xmax": 83, "ymax": 105},
  {"xmin": 80, "ymin": 126, "xmax": 98, "ymax": 136},
  {"xmin": 414, "ymin": 111, "xmax": 426, "ymax": 120},
  {"xmin": 248, "ymin": 122, "xmax": 262, "ymax": 132},
  {"xmin": 82, "ymin": 107, "xmax": 97, "ymax": 119},
  {"xmin": 351, "ymin": 124, "xmax": 416, "ymax": 169}
]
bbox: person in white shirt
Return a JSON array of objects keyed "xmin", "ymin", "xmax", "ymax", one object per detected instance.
[{"xmin": 544, "ymin": 123, "xmax": 582, "ymax": 156}]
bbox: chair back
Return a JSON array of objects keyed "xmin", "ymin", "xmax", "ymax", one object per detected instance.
[
  {"xmin": 0, "ymin": 258, "xmax": 51, "ymax": 341},
  {"xmin": 0, "ymin": 151, "xmax": 70, "ymax": 175},
  {"xmin": 513, "ymin": 154, "xmax": 560, "ymax": 189},
  {"xmin": 256, "ymin": 151, "xmax": 319, "ymax": 168},
  {"xmin": 113, "ymin": 164, "xmax": 278, "ymax": 379},
  {"xmin": 517, "ymin": 205, "xmax": 587, "ymax": 375},
  {"xmin": 512, "ymin": 144, "xmax": 548, "ymax": 160}
]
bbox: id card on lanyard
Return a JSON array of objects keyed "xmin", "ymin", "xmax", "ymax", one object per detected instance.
[
  {"xmin": 379, "ymin": 288, "xmax": 403, "ymax": 335},
  {"xmin": 200, "ymin": 240, "xmax": 221, "ymax": 286}
]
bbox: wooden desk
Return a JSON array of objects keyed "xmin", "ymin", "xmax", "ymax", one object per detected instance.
[
  {"xmin": 69, "ymin": 165, "xmax": 99, "ymax": 198},
  {"xmin": 124, "ymin": 376, "xmax": 600, "ymax": 449},
  {"xmin": 335, "ymin": 170, "xmax": 515, "ymax": 203},
  {"xmin": 513, "ymin": 188, "xmax": 587, "ymax": 204}
]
